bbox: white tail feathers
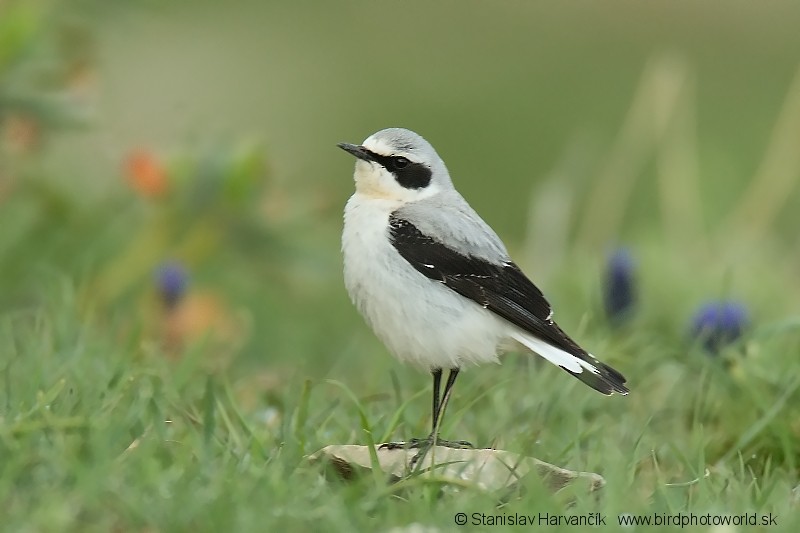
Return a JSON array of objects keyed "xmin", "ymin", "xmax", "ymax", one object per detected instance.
[{"xmin": 511, "ymin": 332, "xmax": 600, "ymax": 375}]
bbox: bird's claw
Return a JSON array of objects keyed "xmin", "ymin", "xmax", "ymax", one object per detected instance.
[
  {"xmin": 379, "ymin": 436, "xmax": 473, "ymax": 451},
  {"xmin": 379, "ymin": 437, "xmax": 429, "ymax": 450},
  {"xmin": 379, "ymin": 435, "xmax": 475, "ymax": 468}
]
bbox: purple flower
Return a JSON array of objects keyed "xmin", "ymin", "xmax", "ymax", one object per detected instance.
[
  {"xmin": 154, "ymin": 261, "xmax": 188, "ymax": 308},
  {"xmin": 603, "ymin": 248, "xmax": 637, "ymax": 325},
  {"xmin": 690, "ymin": 301, "xmax": 749, "ymax": 354}
]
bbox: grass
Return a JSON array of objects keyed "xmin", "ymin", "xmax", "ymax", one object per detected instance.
[
  {"xmin": 2, "ymin": 275, "xmax": 799, "ymax": 532},
  {"xmin": 3, "ymin": 1, "xmax": 800, "ymax": 531}
]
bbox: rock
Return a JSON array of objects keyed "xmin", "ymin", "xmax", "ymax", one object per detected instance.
[{"xmin": 309, "ymin": 444, "xmax": 605, "ymax": 494}]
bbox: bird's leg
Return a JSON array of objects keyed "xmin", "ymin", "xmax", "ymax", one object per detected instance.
[
  {"xmin": 425, "ymin": 368, "xmax": 473, "ymax": 450},
  {"xmin": 380, "ymin": 369, "xmax": 442, "ymax": 450},
  {"xmin": 380, "ymin": 368, "xmax": 473, "ymax": 469},
  {"xmin": 431, "ymin": 367, "xmax": 442, "ymax": 432}
]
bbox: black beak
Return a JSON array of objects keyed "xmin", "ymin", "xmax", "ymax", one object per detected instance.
[{"xmin": 337, "ymin": 142, "xmax": 375, "ymax": 162}]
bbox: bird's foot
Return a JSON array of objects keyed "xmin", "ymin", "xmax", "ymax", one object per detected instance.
[
  {"xmin": 433, "ymin": 438, "xmax": 474, "ymax": 449},
  {"xmin": 379, "ymin": 436, "xmax": 473, "ymax": 450},
  {"xmin": 379, "ymin": 435, "xmax": 474, "ymax": 468},
  {"xmin": 378, "ymin": 437, "xmax": 426, "ymax": 450}
]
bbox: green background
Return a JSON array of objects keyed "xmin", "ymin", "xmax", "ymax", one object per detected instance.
[{"xmin": 2, "ymin": 1, "xmax": 800, "ymax": 531}]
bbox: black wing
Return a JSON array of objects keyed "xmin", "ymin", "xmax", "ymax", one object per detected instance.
[{"xmin": 388, "ymin": 214, "xmax": 628, "ymax": 395}]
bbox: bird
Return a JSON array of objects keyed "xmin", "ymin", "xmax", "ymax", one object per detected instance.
[{"xmin": 339, "ymin": 128, "xmax": 627, "ymax": 460}]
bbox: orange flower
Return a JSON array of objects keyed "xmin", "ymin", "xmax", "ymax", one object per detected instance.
[
  {"xmin": 161, "ymin": 292, "xmax": 242, "ymax": 370},
  {"xmin": 2, "ymin": 114, "xmax": 41, "ymax": 154},
  {"xmin": 125, "ymin": 149, "xmax": 168, "ymax": 198}
]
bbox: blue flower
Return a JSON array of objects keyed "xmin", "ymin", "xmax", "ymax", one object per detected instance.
[
  {"xmin": 690, "ymin": 301, "xmax": 749, "ymax": 354},
  {"xmin": 603, "ymin": 248, "xmax": 637, "ymax": 325},
  {"xmin": 154, "ymin": 261, "xmax": 188, "ymax": 308}
]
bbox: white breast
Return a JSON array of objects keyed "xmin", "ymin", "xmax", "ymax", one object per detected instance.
[{"xmin": 342, "ymin": 193, "xmax": 506, "ymax": 370}]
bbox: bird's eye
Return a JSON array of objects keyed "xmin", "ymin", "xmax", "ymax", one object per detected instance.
[{"xmin": 393, "ymin": 157, "xmax": 409, "ymax": 169}]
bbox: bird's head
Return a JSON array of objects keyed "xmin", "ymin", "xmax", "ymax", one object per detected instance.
[{"xmin": 338, "ymin": 128, "xmax": 452, "ymax": 203}]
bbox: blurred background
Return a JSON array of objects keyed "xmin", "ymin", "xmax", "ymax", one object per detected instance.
[{"xmin": 2, "ymin": 0, "xmax": 800, "ymax": 410}]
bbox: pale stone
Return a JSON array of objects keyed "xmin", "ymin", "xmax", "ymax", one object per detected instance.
[{"xmin": 309, "ymin": 444, "xmax": 605, "ymax": 493}]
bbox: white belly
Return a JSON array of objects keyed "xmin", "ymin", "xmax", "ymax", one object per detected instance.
[{"xmin": 342, "ymin": 194, "xmax": 506, "ymax": 370}]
